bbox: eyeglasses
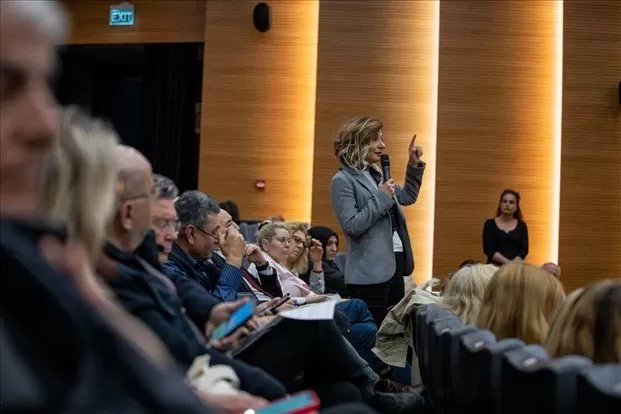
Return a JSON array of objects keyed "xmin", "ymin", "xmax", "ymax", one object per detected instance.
[
  {"xmin": 289, "ymin": 235, "xmax": 311, "ymax": 248},
  {"xmin": 153, "ymin": 218, "xmax": 180, "ymax": 233},
  {"xmin": 195, "ymin": 226, "xmax": 220, "ymax": 240}
]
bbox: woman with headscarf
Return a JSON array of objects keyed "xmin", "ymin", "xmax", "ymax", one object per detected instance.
[{"xmin": 304, "ymin": 226, "xmax": 348, "ymax": 296}]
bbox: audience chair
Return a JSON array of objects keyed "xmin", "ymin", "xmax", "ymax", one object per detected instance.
[
  {"xmin": 479, "ymin": 339, "xmax": 525, "ymax": 414},
  {"xmin": 496, "ymin": 345, "xmax": 549, "ymax": 414},
  {"xmin": 334, "ymin": 252, "xmax": 347, "ymax": 273},
  {"xmin": 577, "ymin": 365, "xmax": 621, "ymax": 413},
  {"xmin": 451, "ymin": 329, "xmax": 497, "ymax": 414},
  {"xmin": 242, "ymin": 223, "xmax": 259, "ymax": 244},
  {"xmin": 442, "ymin": 325, "xmax": 477, "ymax": 414},
  {"xmin": 416, "ymin": 305, "xmax": 452, "ymax": 391},
  {"xmin": 428, "ymin": 316, "xmax": 470, "ymax": 414}
]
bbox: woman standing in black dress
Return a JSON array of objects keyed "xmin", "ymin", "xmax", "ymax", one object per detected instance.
[{"xmin": 482, "ymin": 189, "xmax": 529, "ymax": 265}]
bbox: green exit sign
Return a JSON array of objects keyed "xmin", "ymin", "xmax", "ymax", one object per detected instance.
[{"xmin": 110, "ymin": 2, "xmax": 135, "ymax": 26}]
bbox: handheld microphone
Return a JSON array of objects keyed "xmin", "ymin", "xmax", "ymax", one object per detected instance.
[{"xmin": 380, "ymin": 154, "xmax": 391, "ymax": 181}]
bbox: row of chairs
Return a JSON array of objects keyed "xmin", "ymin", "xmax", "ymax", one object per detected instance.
[{"xmin": 412, "ymin": 304, "xmax": 621, "ymax": 414}]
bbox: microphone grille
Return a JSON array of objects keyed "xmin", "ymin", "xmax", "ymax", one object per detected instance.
[{"xmin": 380, "ymin": 154, "xmax": 390, "ymax": 165}]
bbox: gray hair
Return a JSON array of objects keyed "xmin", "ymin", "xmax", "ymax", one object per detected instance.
[
  {"xmin": 153, "ymin": 174, "xmax": 179, "ymax": 200},
  {"xmin": 175, "ymin": 190, "xmax": 220, "ymax": 234},
  {"xmin": 2, "ymin": 1, "xmax": 68, "ymax": 43}
]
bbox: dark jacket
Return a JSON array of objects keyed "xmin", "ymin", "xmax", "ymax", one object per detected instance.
[
  {"xmin": 106, "ymin": 231, "xmax": 286, "ymax": 400},
  {"xmin": 106, "ymin": 234, "xmax": 207, "ymax": 370},
  {"xmin": 0, "ymin": 219, "xmax": 209, "ymax": 413}
]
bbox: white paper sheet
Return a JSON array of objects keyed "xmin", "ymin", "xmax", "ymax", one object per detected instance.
[{"xmin": 277, "ymin": 300, "xmax": 336, "ymax": 321}]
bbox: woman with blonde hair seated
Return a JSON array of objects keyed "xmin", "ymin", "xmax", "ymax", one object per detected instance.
[
  {"xmin": 256, "ymin": 220, "xmax": 329, "ymax": 305},
  {"xmin": 440, "ymin": 264, "xmax": 498, "ymax": 324},
  {"xmin": 546, "ymin": 280, "xmax": 621, "ymax": 363},
  {"xmin": 476, "ymin": 263, "xmax": 565, "ymax": 344}
]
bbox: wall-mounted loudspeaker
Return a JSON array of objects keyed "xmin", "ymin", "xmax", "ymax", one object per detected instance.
[{"xmin": 253, "ymin": 3, "xmax": 271, "ymax": 32}]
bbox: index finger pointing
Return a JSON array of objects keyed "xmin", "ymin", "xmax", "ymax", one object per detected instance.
[{"xmin": 410, "ymin": 134, "xmax": 417, "ymax": 146}]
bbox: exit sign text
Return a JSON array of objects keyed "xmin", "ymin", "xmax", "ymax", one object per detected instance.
[{"xmin": 109, "ymin": 3, "xmax": 135, "ymax": 26}]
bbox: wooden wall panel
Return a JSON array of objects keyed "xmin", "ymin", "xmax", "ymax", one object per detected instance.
[
  {"xmin": 310, "ymin": 0, "xmax": 439, "ymax": 283},
  {"xmin": 199, "ymin": 0, "xmax": 319, "ymax": 222},
  {"xmin": 559, "ymin": 1, "xmax": 621, "ymax": 292},
  {"xmin": 63, "ymin": 0, "xmax": 205, "ymax": 44},
  {"xmin": 432, "ymin": 1, "xmax": 562, "ymax": 277}
]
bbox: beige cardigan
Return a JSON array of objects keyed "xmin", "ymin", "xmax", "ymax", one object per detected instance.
[{"xmin": 372, "ymin": 288, "xmax": 440, "ymax": 386}]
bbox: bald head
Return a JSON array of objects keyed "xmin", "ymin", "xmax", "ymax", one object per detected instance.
[
  {"xmin": 110, "ymin": 146, "xmax": 154, "ymax": 252},
  {"xmin": 115, "ymin": 145, "xmax": 152, "ymax": 201}
]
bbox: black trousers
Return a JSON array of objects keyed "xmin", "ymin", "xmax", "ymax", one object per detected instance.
[
  {"xmin": 347, "ymin": 252, "xmax": 405, "ymax": 326},
  {"xmin": 236, "ymin": 319, "xmax": 369, "ymax": 407}
]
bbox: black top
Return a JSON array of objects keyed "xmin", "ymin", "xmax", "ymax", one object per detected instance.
[{"xmin": 482, "ymin": 218, "xmax": 529, "ymax": 264}]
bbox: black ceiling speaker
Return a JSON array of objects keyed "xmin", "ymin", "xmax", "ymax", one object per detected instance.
[{"xmin": 253, "ymin": 3, "xmax": 271, "ymax": 32}]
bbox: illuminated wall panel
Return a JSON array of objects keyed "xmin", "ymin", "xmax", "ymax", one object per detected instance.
[
  {"xmin": 559, "ymin": 1, "xmax": 621, "ymax": 291},
  {"xmin": 199, "ymin": 0, "xmax": 319, "ymax": 222},
  {"xmin": 310, "ymin": 0, "xmax": 439, "ymax": 283},
  {"xmin": 433, "ymin": 0, "xmax": 563, "ymax": 277}
]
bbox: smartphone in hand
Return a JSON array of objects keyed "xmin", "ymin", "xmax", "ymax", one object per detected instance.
[
  {"xmin": 246, "ymin": 390, "xmax": 320, "ymax": 414},
  {"xmin": 210, "ymin": 301, "xmax": 255, "ymax": 341}
]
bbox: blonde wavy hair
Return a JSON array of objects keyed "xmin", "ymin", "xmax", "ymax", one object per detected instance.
[
  {"xmin": 41, "ymin": 107, "xmax": 119, "ymax": 263},
  {"xmin": 257, "ymin": 220, "xmax": 288, "ymax": 253},
  {"xmin": 333, "ymin": 116, "xmax": 383, "ymax": 170},
  {"xmin": 284, "ymin": 222, "xmax": 311, "ymax": 275},
  {"xmin": 546, "ymin": 280, "xmax": 621, "ymax": 363},
  {"xmin": 477, "ymin": 263, "xmax": 566, "ymax": 344},
  {"xmin": 440, "ymin": 264, "xmax": 498, "ymax": 324}
]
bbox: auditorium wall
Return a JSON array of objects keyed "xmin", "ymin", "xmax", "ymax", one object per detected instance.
[
  {"xmin": 198, "ymin": 0, "xmax": 319, "ymax": 223},
  {"xmin": 558, "ymin": 1, "xmax": 621, "ymax": 292},
  {"xmin": 62, "ymin": 0, "xmax": 205, "ymax": 44}
]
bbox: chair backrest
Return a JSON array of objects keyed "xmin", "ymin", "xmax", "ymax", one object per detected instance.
[
  {"xmin": 498, "ymin": 345, "xmax": 550, "ymax": 414},
  {"xmin": 428, "ymin": 317, "xmax": 469, "ymax": 414},
  {"xmin": 578, "ymin": 364, "xmax": 621, "ymax": 413},
  {"xmin": 415, "ymin": 305, "xmax": 451, "ymax": 392},
  {"xmin": 481, "ymin": 339, "xmax": 524, "ymax": 414},
  {"xmin": 443, "ymin": 325, "xmax": 477, "ymax": 414},
  {"xmin": 334, "ymin": 252, "xmax": 347, "ymax": 272},
  {"xmin": 452, "ymin": 329, "xmax": 497, "ymax": 413},
  {"xmin": 243, "ymin": 223, "xmax": 259, "ymax": 244}
]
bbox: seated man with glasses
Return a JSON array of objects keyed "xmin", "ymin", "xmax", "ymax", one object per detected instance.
[{"xmin": 161, "ymin": 188, "xmax": 275, "ymax": 303}]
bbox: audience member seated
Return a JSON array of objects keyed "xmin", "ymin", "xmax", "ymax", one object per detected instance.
[
  {"xmin": 256, "ymin": 220, "xmax": 330, "ymax": 305},
  {"xmin": 218, "ymin": 199, "xmax": 241, "ymax": 225},
  {"xmin": 439, "ymin": 264, "xmax": 497, "ymax": 324},
  {"xmin": 165, "ymin": 191, "xmax": 281, "ymax": 303},
  {"xmin": 546, "ymin": 279, "xmax": 621, "ymax": 363},
  {"xmin": 303, "ymin": 226, "xmax": 349, "ymax": 296},
  {"xmin": 215, "ymin": 207, "xmax": 284, "ymax": 300},
  {"xmin": 477, "ymin": 262, "xmax": 565, "ymax": 344}
]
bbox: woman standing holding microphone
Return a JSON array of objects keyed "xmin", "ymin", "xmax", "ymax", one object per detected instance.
[{"xmin": 330, "ymin": 116, "xmax": 426, "ymax": 325}]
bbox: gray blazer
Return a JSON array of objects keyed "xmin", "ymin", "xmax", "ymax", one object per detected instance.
[{"xmin": 330, "ymin": 162, "xmax": 425, "ymax": 285}]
